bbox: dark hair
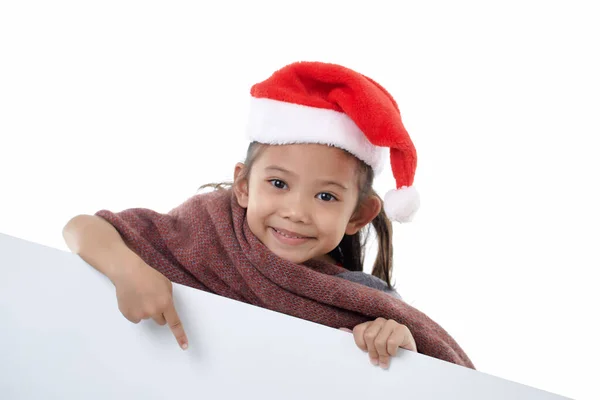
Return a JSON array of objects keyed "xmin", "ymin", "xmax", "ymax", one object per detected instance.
[{"xmin": 200, "ymin": 142, "xmax": 395, "ymax": 288}]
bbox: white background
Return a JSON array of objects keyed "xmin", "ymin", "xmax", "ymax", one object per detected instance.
[{"xmin": 0, "ymin": 1, "xmax": 597, "ymax": 399}]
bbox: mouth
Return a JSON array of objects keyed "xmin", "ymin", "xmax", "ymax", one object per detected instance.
[
  {"xmin": 271, "ymin": 227, "xmax": 311, "ymax": 239},
  {"xmin": 269, "ymin": 227, "xmax": 314, "ymax": 245}
]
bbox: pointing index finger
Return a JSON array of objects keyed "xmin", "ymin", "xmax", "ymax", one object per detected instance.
[{"xmin": 163, "ymin": 302, "xmax": 188, "ymax": 350}]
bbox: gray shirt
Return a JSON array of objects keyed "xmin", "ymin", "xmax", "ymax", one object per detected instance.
[{"xmin": 336, "ymin": 271, "xmax": 401, "ymax": 299}]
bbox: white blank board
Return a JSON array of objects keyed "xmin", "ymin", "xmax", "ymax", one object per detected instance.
[{"xmin": 0, "ymin": 232, "xmax": 569, "ymax": 399}]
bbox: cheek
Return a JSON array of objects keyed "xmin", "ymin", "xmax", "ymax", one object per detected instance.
[
  {"xmin": 244, "ymin": 195, "xmax": 269, "ymax": 237},
  {"xmin": 316, "ymin": 204, "xmax": 354, "ymax": 234},
  {"xmin": 246, "ymin": 183, "xmax": 274, "ymax": 219}
]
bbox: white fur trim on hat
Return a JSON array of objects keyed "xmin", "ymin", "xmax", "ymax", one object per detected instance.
[
  {"xmin": 383, "ymin": 186, "xmax": 420, "ymax": 223},
  {"xmin": 246, "ymin": 97, "xmax": 385, "ymax": 174}
]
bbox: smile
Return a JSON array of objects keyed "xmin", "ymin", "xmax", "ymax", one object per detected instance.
[{"xmin": 270, "ymin": 227, "xmax": 313, "ymax": 245}]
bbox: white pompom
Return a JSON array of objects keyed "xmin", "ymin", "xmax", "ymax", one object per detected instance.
[{"xmin": 383, "ymin": 186, "xmax": 420, "ymax": 223}]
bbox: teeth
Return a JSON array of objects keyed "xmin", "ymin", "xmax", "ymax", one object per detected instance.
[{"xmin": 275, "ymin": 228, "xmax": 302, "ymax": 239}]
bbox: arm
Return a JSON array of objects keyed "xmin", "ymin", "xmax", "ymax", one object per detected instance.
[{"xmin": 62, "ymin": 214, "xmax": 143, "ymax": 284}]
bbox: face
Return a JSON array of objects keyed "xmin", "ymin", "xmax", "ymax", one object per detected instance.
[{"xmin": 234, "ymin": 144, "xmax": 380, "ymax": 265}]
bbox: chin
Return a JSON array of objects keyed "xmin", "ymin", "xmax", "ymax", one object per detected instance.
[{"xmin": 270, "ymin": 248, "xmax": 309, "ymax": 265}]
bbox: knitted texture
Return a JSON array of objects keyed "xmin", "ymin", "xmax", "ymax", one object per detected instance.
[{"xmin": 95, "ymin": 188, "xmax": 474, "ymax": 369}]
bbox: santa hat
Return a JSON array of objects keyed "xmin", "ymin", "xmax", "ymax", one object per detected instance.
[{"xmin": 246, "ymin": 61, "xmax": 419, "ymax": 223}]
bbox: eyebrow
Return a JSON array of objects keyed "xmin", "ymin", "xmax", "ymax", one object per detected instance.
[
  {"xmin": 265, "ymin": 166, "xmax": 296, "ymax": 176},
  {"xmin": 264, "ymin": 165, "xmax": 348, "ymax": 191}
]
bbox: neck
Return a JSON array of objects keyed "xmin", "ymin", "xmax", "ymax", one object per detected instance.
[{"xmin": 310, "ymin": 253, "xmax": 339, "ymax": 265}]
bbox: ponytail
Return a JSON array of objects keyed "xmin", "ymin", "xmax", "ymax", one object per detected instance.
[
  {"xmin": 332, "ymin": 191, "xmax": 394, "ymax": 289},
  {"xmin": 370, "ymin": 205, "xmax": 394, "ymax": 288}
]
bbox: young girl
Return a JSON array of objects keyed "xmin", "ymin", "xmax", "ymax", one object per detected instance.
[{"xmin": 62, "ymin": 61, "xmax": 474, "ymax": 370}]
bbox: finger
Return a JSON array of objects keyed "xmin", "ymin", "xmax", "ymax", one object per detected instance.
[
  {"xmin": 363, "ymin": 319, "xmax": 386, "ymax": 365},
  {"xmin": 125, "ymin": 315, "xmax": 141, "ymax": 324},
  {"xmin": 152, "ymin": 313, "xmax": 167, "ymax": 326},
  {"xmin": 163, "ymin": 302, "xmax": 188, "ymax": 350},
  {"xmin": 375, "ymin": 320, "xmax": 396, "ymax": 357},
  {"xmin": 120, "ymin": 309, "xmax": 141, "ymax": 324},
  {"xmin": 352, "ymin": 322, "xmax": 370, "ymax": 352},
  {"xmin": 375, "ymin": 320, "xmax": 397, "ymax": 369},
  {"xmin": 388, "ymin": 324, "xmax": 418, "ymax": 356}
]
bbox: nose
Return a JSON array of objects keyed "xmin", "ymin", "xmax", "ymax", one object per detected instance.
[{"xmin": 280, "ymin": 193, "xmax": 311, "ymax": 224}]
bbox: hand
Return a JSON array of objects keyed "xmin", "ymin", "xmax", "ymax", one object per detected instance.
[
  {"xmin": 113, "ymin": 260, "xmax": 188, "ymax": 350},
  {"xmin": 341, "ymin": 318, "xmax": 417, "ymax": 369}
]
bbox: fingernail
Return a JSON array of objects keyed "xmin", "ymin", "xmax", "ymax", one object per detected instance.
[
  {"xmin": 381, "ymin": 362, "xmax": 389, "ymax": 370},
  {"xmin": 370, "ymin": 358, "xmax": 379, "ymax": 366},
  {"xmin": 181, "ymin": 343, "xmax": 188, "ymax": 350}
]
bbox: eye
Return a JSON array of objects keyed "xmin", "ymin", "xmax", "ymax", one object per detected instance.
[
  {"xmin": 317, "ymin": 192, "xmax": 337, "ymax": 202},
  {"xmin": 268, "ymin": 179, "xmax": 287, "ymax": 189}
]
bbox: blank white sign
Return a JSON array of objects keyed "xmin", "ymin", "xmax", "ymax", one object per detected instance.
[{"xmin": 0, "ymin": 232, "xmax": 569, "ymax": 399}]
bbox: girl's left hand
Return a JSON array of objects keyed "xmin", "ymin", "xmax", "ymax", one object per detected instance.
[{"xmin": 341, "ymin": 318, "xmax": 417, "ymax": 369}]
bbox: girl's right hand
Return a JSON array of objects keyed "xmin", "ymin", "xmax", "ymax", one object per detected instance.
[{"xmin": 113, "ymin": 260, "xmax": 189, "ymax": 350}]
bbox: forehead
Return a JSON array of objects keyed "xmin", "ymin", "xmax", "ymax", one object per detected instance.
[{"xmin": 254, "ymin": 144, "xmax": 359, "ymax": 182}]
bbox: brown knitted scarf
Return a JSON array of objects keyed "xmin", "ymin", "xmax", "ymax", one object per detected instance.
[{"xmin": 96, "ymin": 188, "xmax": 474, "ymax": 369}]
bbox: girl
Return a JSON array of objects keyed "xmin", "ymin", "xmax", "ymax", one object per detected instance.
[{"xmin": 63, "ymin": 61, "xmax": 474, "ymax": 370}]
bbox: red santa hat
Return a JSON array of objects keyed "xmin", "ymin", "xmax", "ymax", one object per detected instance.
[{"xmin": 246, "ymin": 61, "xmax": 419, "ymax": 223}]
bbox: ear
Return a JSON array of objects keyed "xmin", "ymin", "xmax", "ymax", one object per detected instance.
[
  {"xmin": 233, "ymin": 162, "xmax": 249, "ymax": 208},
  {"xmin": 345, "ymin": 195, "xmax": 382, "ymax": 235}
]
